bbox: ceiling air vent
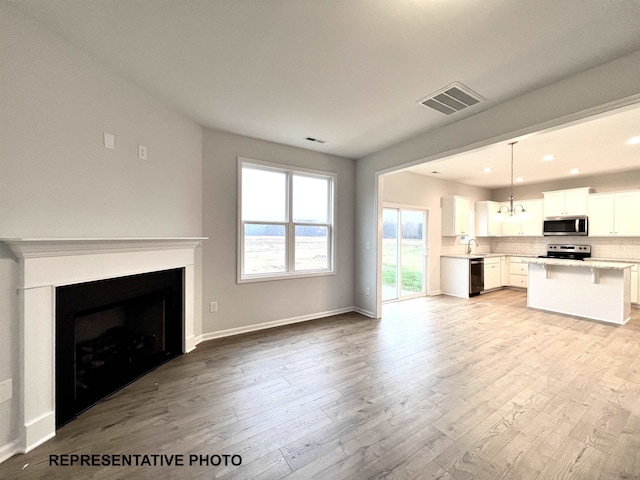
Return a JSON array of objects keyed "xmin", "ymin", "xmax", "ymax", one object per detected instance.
[{"xmin": 418, "ymin": 82, "xmax": 484, "ymax": 115}]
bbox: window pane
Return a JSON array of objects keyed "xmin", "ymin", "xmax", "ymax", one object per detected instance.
[
  {"xmin": 243, "ymin": 224, "xmax": 286, "ymax": 275},
  {"xmin": 242, "ymin": 167, "xmax": 287, "ymax": 222},
  {"xmin": 382, "ymin": 208, "xmax": 398, "ymax": 301},
  {"xmin": 401, "ymin": 210, "xmax": 424, "ymax": 294},
  {"xmin": 295, "ymin": 225, "xmax": 328, "ymax": 271},
  {"xmin": 293, "ymin": 175, "xmax": 329, "ymax": 223}
]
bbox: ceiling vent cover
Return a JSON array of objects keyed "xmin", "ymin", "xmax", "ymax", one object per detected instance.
[{"xmin": 418, "ymin": 82, "xmax": 484, "ymax": 115}]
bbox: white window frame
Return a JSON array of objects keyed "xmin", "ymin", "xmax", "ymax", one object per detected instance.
[{"xmin": 237, "ymin": 157, "xmax": 336, "ymax": 283}]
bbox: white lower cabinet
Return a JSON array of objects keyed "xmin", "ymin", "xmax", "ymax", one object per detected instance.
[
  {"xmin": 501, "ymin": 256, "xmax": 509, "ymax": 286},
  {"xmin": 440, "ymin": 257, "xmax": 471, "ymax": 298},
  {"xmin": 509, "ymin": 256, "xmax": 528, "ymax": 288},
  {"xmin": 483, "ymin": 257, "xmax": 501, "ymax": 291}
]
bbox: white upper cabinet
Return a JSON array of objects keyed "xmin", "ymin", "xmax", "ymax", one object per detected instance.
[
  {"xmin": 441, "ymin": 196, "xmax": 471, "ymax": 236},
  {"xmin": 500, "ymin": 199, "xmax": 543, "ymax": 236},
  {"xmin": 588, "ymin": 190, "xmax": 640, "ymax": 236},
  {"xmin": 543, "ymin": 187, "xmax": 590, "ymax": 217},
  {"xmin": 475, "ymin": 201, "xmax": 503, "ymax": 237},
  {"xmin": 615, "ymin": 191, "xmax": 640, "ymax": 236},
  {"xmin": 588, "ymin": 194, "xmax": 615, "ymax": 236}
]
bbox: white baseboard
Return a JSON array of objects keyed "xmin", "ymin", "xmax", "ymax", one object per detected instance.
[
  {"xmin": 429, "ymin": 290, "xmax": 442, "ymax": 296},
  {"xmin": 352, "ymin": 307, "xmax": 374, "ymax": 318},
  {"xmin": 0, "ymin": 440, "xmax": 20, "ymax": 464},
  {"xmin": 200, "ymin": 307, "xmax": 363, "ymax": 342},
  {"xmin": 185, "ymin": 334, "xmax": 198, "ymax": 353},
  {"xmin": 25, "ymin": 411, "xmax": 55, "ymax": 453}
]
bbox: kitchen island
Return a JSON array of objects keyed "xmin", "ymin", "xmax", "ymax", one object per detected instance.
[{"xmin": 523, "ymin": 258, "xmax": 634, "ymax": 324}]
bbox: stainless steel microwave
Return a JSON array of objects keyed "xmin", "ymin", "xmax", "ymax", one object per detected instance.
[{"xmin": 543, "ymin": 216, "xmax": 588, "ymax": 236}]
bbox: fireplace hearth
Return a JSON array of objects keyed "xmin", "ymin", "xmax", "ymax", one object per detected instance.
[{"xmin": 56, "ymin": 268, "xmax": 184, "ymax": 427}]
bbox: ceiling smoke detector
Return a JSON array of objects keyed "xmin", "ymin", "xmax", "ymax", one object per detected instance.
[{"xmin": 417, "ymin": 82, "xmax": 484, "ymax": 115}]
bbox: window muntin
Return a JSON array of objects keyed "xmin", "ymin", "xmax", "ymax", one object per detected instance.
[{"xmin": 239, "ymin": 159, "xmax": 335, "ymax": 282}]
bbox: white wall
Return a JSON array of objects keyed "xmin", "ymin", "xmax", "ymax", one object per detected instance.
[
  {"xmin": 383, "ymin": 172, "xmax": 491, "ymax": 294},
  {"xmin": 356, "ymin": 49, "xmax": 640, "ymax": 317},
  {"xmin": 0, "ymin": 3, "xmax": 203, "ymax": 455},
  {"xmin": 201, "ymin": 129, "xmax": 355, "ymax": 334},
  {"xmin": 0, "ymin": 4, "xmax": 203, "ymax": 238}
]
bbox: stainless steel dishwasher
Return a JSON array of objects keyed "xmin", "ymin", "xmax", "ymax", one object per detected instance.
[{"xmin": 469, "ymin": 258, "xmax": 484, "ymax": 296}]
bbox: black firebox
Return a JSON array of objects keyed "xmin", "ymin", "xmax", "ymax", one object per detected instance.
[{"xmin": 55, "ymin": 268, "xmax": 184, "ymax": 427}]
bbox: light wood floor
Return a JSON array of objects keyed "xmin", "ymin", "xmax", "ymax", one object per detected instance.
[{"xmin": 3, "ymin": 289, "xmax": 640, "ymax": 479}]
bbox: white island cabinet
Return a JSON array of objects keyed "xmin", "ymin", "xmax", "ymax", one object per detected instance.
[{"xmin": 524, "ymin": 258, "xmax": 633, "ymax": 325}]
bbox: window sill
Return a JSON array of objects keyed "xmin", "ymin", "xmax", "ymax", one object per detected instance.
[{"xmin": 238, "ymin": 270, "xmax": 335, "ymax": 284}]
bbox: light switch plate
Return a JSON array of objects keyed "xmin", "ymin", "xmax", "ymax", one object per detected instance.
[
  {"xmin": 104, "ymin": 132, "xmax": 115, "ymax": 150},
  {"xmin": 138, "ymin": 144, "xmax": 147, "ymax": 160}
]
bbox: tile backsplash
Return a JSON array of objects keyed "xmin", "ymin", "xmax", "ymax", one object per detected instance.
[
  {"xmin": 440, "ymin": 235, "xmax": 640, "ymax": 261},
  {"xmin": 487, "ymin": 236, "xmax": 640, "ymax": 261}
]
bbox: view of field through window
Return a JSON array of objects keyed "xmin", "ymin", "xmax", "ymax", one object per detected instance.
[
  {"xmin": 241, "ymin": 162, "xmax": 333, "ymax": 278},
  {"xmin": 243, "ymin": 227, "xmax": 329, "ymax": 274},
  {"xmin": 382, "ymin": 208, "xmax": 424, "ymax": 301}
]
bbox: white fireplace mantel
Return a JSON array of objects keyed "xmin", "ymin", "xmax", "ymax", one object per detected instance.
[{"xmin": 1, "ymin": 237, "xmax": 206, "ymax": 454}]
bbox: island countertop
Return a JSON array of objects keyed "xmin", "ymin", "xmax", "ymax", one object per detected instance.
[{"xmin": 521, "ymin": 257, "xmax": 635, "ymax": 270}]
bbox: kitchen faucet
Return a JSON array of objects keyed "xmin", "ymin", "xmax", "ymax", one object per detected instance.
[{"xmin": 467, "ymin": 238, "xmax": 479, "ymax": 254}]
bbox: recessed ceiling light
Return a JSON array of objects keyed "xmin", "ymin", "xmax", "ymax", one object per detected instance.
[
  {"xmin": 305, "ymin": 136, "xmax": 326, "ymax": 144},
  {"xmin": 627, "ymin": 136, "xmax": 640, "ymax": 145},
  {"xmin": 515, "ymin": 177, "xmax": 523, "ymax": 183},
  {"xmin": 543, "ymin": 154, "xmax": 555, "ymax": 161},
  {"xmin": 570, "ymin": 168, "xmax": 580, "ymax": 175},
  {"xmin": 482, "ymin": 167, "xmax": 492, "ymax": 173}
]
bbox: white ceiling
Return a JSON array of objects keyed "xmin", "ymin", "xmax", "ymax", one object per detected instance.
[
  {"xmin": 404, "ymin": 103, "xmax": 640, "ymax": 188},
  {"xmin": 12, "ymin": 0, "xmax": 640, "ymax": 160}
]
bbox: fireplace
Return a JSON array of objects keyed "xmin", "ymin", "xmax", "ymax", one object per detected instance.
[
  {"xmin": 2, "ymin": 237, "xmax": 204, "ymax": 455},
  {"xmin": 55, "ymin": 268, "xmax": 184, "ymax": 426}
]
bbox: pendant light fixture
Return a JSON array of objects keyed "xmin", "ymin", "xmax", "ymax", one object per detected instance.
[{"xmin": 494, "ymin": 141, "xmax": 531, "ymax": 222}]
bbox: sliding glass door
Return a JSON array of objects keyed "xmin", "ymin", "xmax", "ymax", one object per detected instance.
[{"xmin": 382, "ymin": 207, "xmax": 426, "ymax": 302}]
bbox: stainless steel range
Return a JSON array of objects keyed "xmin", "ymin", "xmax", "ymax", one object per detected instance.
[{"xmin": 538, "ymin": 244, "xmax": 591, "ymax": 261}]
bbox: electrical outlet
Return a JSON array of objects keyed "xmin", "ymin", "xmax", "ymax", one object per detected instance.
[
  {"xmin": 365, "ymin": 287, "xmax": 370, "ymax": 296},
  {"xmin": 0, "ymin": 379, "xmax": 12, "ymax": 403},
  {"xmin": 209, "ymin": 302, "xmax": 218, "ymax": 313}
]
